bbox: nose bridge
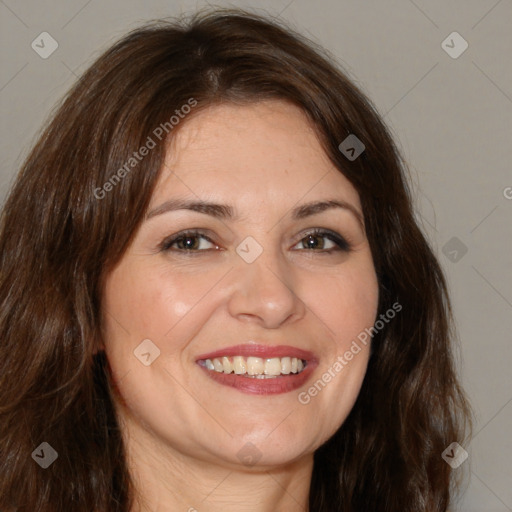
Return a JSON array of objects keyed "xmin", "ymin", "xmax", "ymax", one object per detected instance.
[{"xmin": 227, "ymin": 237, "xmax": 305, "ymax": 328}]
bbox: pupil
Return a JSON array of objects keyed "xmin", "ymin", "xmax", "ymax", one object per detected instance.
[
  {"xmin": 182, "ymin": 236, "xmax": 197, "ymax": 249},
  {"xmin": 305, "ymin": 234, "xmax": 322, "ymax": 249}
]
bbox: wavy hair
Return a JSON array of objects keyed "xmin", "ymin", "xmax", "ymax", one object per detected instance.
[{"xmin": 0, "ymin": 8, "xmax": 471, "ymax": 511}]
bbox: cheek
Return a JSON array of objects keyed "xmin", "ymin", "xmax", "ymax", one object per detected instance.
[
  {"xmin": 102, "ymin": 261, "xmax": 220, "ymax": 343},
  {"xmin": 101, "ymin": 261, "xmax": 230, "ymax": 397},
  {"xmin": 296, "ymin": 260, "xmax": 378, "ymax": 425},
  {"xmin": 304, "ymin": 263, "xmax": 379, "ymax": 348}
]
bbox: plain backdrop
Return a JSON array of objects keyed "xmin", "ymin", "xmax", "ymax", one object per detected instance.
[{"xmin": 1, "ymin": 1, "xmax": 511, "ymax": 510}]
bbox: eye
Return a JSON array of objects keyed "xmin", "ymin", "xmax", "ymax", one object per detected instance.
[
  {"xmin": 292, "ymin": 228, "xmax": 351, "ymax": 253},
  {"xmin": 159, "ymin": 228, "xmax": 351, "ymax": 255},
  {"xmin": 160, "ymin": 230, "xmax": 219, "ymax": 253}
]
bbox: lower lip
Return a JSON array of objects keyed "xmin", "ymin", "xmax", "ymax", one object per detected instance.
[{"xmin": 197, "ymin": 361, "xmax": 318, "ymax": 395}]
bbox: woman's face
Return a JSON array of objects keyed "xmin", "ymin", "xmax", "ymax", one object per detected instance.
[{"xmin": 102, "ymin": 100, "xmax": 379, "ymax": 469}]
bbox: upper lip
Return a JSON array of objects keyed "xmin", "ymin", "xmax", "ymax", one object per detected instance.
[{"xmin": 196, "ymin": 343, "xmax": 316, "ymax": 361}]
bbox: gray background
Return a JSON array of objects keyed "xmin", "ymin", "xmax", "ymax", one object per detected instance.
[{"xmin": 1, "ymin": 1, "xmax": 511, "ymax": 510}]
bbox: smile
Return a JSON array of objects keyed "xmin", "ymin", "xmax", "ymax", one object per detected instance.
[
  {"xmin": 199, "ymin": 355, "xmax": 306, "ymax": 377},
  {"xmin": 195, "ymin": 344, "xmax": 318, "ymax": 395}
]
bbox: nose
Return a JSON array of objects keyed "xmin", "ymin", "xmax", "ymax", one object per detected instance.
[{"xmin": 226, "ymin": 249, "xmax": 306, "ymax": 329}]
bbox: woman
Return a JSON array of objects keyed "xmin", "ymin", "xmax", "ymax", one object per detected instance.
[{"xmin": 0, "ymin": 8, "xmax": 471, "ymax": 511}]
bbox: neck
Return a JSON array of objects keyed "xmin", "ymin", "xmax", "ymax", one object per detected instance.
[{"xmin": 124, "ymin": 420, "xmax": 313, "ymax": 512}]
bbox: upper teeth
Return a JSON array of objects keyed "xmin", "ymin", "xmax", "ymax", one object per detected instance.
[{"xmin": 203, "ymin": 356, "xmax": 305, "ymax": 377}]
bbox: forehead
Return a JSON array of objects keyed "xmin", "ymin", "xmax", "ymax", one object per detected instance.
[{"xmin": 151, "ymin": 100, "xmax": 361, "ymax": 210}]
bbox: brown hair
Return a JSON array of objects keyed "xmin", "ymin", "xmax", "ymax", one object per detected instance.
[{"xmin": 0, "ymin": 8, "xmax": 471, "ymax": 511}]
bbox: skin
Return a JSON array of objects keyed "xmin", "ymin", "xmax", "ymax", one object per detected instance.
[{"xmin": 101, "ymin": 100, "xmax": 379, "ymax": 512}]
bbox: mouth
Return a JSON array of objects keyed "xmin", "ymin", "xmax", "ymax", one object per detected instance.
[{"xmin": 196, "ymin": 344, "xmax": 318, "ymax": 395}]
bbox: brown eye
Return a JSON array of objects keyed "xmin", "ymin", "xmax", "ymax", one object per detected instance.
[
  {"xmin": 301, "ymin": 234, "xmax": 329, "ymax": 250},
  {"xmin": 161, "ymin": 230, "xmax": 218, "ymax": 252},
  {"xmin": 294, "ymin": 229, "xmax": 351, "ymax": 252}
]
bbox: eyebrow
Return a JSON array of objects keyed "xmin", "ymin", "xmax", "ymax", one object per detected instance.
[{"xmin": 145, "ymin": 198, "xmax": 364, "ymax": 228}]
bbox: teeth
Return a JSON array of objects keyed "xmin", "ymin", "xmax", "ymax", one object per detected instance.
[
  {"xmin": 232, "ymin": 356, "xmax": 247, "ymax": 374},
  {"xmin": 203, "ymin": 356, "xmax": 306, "ymax": 377},
  {"xmin": 264, "ymin": 358, "xmax": 282, "ymax": 376},
  {"xmin": 213, "ymin": 358, "xmax": 224, "ymax": 373},
  {"xmin": 247, "ymin": 357, "xmax": 264, "ymax": 375},
  {"xmin": 222, "ymin": 356, "xmax": 233, "ymax": 374}
]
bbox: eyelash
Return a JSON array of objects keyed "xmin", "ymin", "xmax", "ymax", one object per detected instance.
[{"xmin": 159, "ymin": 228, "xmax": 351, "ymax": 255}]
